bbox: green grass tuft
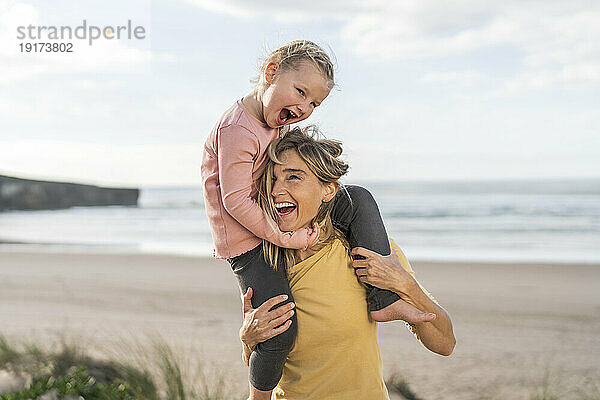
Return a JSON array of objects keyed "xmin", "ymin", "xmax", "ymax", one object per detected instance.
[
  {"xmin": 0, "ymin": 335, "xmax": 242, "ymax": 400},
  {"xmin": 385, "ymin": 372, "xmax": 424, "ymax": 400}
]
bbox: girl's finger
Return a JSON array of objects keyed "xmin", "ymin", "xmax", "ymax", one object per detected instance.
[
  {"xmin": 313, "ymin": 222, "xmax": 321, "ymax": 236},
  {"xmin": 307, "ymin": 223, "xmax": 320, "ymax": 246}
]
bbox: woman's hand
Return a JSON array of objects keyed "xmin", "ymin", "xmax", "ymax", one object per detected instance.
[
  {"xmin": 352, "ymin": 246, "xmax": 436, "ymax": 324},
  {"xmin": 239, "ymin": 288, "xmax": 295, "ymax": 352},
  {"xmin": 351, "ymin": 247, "xmax": 456, "ymax": 356}
]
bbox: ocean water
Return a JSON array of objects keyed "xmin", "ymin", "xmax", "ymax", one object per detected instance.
[{"xmin": 1, "ymin": 179, "xmax": 599, "ymax": 263}]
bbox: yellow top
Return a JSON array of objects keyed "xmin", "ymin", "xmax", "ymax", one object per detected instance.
[{"xmin": 272, "ymin": 238, "xmax": 406, "ymax": 400}]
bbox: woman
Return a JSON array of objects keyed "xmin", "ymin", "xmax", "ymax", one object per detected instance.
[{"xmin": 239, "ymin": 127, "xmax": 456, "ymax": 399}]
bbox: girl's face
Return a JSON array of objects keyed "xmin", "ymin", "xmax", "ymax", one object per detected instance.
[
  {"xmin": 261, "ymin": 62, "xmax": 331, "ymax": 129},
  {"xmin": 270, "ymin": 149, "xmax": 337, "ymax": 232}
]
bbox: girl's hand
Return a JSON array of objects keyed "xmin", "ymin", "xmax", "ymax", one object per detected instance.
[
  {"xmin": 350, "ymin": 247, "xmax": 418, "ymax": 299},
  {"xmin": 305, "ymin": 222, "xmax": 321, "ymax": 249},
  {"xmin": 239, "ymin": 288, "xmax": 295, "ymax": 351}
]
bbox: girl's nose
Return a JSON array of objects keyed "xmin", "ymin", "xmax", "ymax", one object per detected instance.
[
  {"xmin": 299, "ymin": 98, "xmax": 312, "ymax": 112},
  {"xmin": 297, "ymin": 103, "xmax": 311, "ymax": 118}
]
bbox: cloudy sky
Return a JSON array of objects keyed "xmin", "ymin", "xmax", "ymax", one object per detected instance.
[{"xmin": 0, "ymin": 0, "xmax": 598, "ymax": 186}]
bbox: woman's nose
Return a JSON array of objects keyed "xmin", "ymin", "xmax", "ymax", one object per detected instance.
[{"xmin": 271, "ymin": 180, "xmax": 285, "ymax": 196}]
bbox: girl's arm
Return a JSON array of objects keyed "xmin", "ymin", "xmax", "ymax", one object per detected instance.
[
  {"xmin": 351, "ymin": 246, "xmax": 456, "ymax": 356},
  {"xmin": 218, "ymin": 125, "xmax": 313, "ymax": 249}
]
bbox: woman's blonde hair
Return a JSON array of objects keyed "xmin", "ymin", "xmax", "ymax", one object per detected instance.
[
  {"xmin": 254, "ymin": 40, "xmax": 335, "ymax": 90},
  {"xmin": 257, "ymin": 126, "xmax": 349, "ymax": 271}
]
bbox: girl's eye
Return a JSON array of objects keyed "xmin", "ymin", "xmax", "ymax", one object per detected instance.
[
  {"xmin": 296, "ymin": 88, "xmax": 305, "ymax": 97},
  {"xmin": 288, "ymin": 175, "xmax": 300, "ymax": 181}
]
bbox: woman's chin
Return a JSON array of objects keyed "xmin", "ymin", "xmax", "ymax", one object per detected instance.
[
  {"xmin": 277, "ymin": 220, "xmax": 309, "ymax": 233},
  {"xmin": 277, "ymin": 210, "xmax": 312, "ymax": 233},
  {"xmin": 277, "ymin": 220, "xmax": 296, "ymax": 232}
]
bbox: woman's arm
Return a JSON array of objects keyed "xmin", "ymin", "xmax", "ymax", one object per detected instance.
[
  {"xmin": 239, "ymin": 288, "xmax": 295, "ymax": 365},
  {"xmin": 351, "ymin": 247, "xmax": 456, "ymax": 356},
  {"xmin": 396, "ymin": 279, "xmax": 455, "ymax": 356}
]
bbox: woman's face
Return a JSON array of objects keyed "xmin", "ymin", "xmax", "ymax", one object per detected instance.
[{"xmin": 271, "ymin": 149, "xmax": 337, "ymax": 232}]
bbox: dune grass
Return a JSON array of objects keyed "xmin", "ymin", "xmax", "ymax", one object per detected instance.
[
  {"xmin": 385, "ymin": 366, "xmax": 600, "ymax": 400},
  {"xmin": 385, "ymin": 372, "xmax": 424, "ymax": 400},
  {"xmin": 526, "ymin": 366, "xmax": 600, "ymax": 400},
  {"xmin": 1, "ymin": 335, "xmax": 598, "ymax": 400},
  {"xmin": 0, "ymin": 333, "xmax": 426, "ymax": 400},
  {"xmin": 0, "ymin": 335, "xmax": 244, "ymax": 400}
]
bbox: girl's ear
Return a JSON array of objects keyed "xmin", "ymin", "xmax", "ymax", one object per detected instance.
[
  {"xmin": 322, "ymin": 183, "xmax": 338, "ymax": 203},
  {"xmin": 264, "ymin": 62, "xmax": 279, "ymax": 85}
]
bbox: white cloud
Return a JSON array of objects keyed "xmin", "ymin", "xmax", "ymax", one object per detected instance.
[
  {"xmin": 343, "ymin": 140, "xmax": 600, "ymax": 182},
  {"xmin": 186, "ymin": 0, "xmax": 600, "ymax": 90},
  {"xmin": 184, "ymin": 0, "xmax": 254, "ymax": 19},
  {"xmin": 500, "ymin": 64, "xmax": 600, "ymax": 94},
  {"xmin": 185, "ymin": 0, "xmax": 365, "ymax": 22},
  {"xmin": 420, "ymin": 70, "xmax": 486, "ymax": 85}
]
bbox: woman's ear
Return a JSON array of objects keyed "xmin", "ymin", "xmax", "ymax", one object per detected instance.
[
  {"xmin": 322, "ymin": 183, "xmax": 338, "ymax": 203},
  {"xmin": 264, "ymin": 62, "xmax": 279, "ymax": 85}
]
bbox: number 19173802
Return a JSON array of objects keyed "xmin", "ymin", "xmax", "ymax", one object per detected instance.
[{"xmin": 19, "ymin": 42, "xmax": 73, "ymax": 52}]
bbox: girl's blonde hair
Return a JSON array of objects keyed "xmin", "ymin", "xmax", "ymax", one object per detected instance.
[
  {"xmin": 254, "ymin": 40, "xmax": 335, "ymax": 89},
  {"xmin": 257, "ymin": 126, "xmax": 349, "ymax": 271}
]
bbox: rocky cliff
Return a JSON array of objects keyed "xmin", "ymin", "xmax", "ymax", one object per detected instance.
[{"xmin": 0, "ymin": 175, "xmax": 139, "ymax": 211}]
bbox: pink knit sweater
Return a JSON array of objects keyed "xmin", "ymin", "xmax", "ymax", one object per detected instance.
[{"xmin": 201, "ymin": 100, "xmax": 311, "ymax": 259}]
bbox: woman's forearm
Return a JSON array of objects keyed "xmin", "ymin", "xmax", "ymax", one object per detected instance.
[
  {"xmin": 401, "ymin": 280, "xmax": 456, "ymax": 355},
  {"xmin": 242, "ymin": 342, "xmax": 253, "ymax": 366}
]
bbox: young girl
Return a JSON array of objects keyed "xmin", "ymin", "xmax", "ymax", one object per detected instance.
[{"xmin": 201, "ymin": 40, "xmax": 413, "ymax": 399}]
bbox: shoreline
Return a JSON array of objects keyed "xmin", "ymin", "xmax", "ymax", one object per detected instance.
[{"xmin": 2, "ymin": 241, "xmax": 599, "ymax": 266}]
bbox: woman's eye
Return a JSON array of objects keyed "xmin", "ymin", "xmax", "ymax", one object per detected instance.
[{"xmin": 288, "ymin": 175, "xmax": 300, "ymax": 181}]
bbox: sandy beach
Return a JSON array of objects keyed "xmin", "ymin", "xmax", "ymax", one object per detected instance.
[{"xmin": 0, "ymin": 250, "xmax": 598, "ymax": 399}]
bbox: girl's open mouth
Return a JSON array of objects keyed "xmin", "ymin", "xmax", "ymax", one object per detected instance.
[
  {"xmin": 275, "ymin": 201, "xmax": 297, "ymax": 217},
  {"xmin": 277, "ymin": 108, "xmax": 298, "ymax": 125}
]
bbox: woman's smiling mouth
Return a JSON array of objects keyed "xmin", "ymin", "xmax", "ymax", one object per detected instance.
[{"xmin": 275, "ymin": 201, "xmax": 297, "ymax": 217}]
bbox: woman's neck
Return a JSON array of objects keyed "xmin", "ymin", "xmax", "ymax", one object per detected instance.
[{"xmin": 296, "ymin": 224, "xmax": 334, "ymax": 261}]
